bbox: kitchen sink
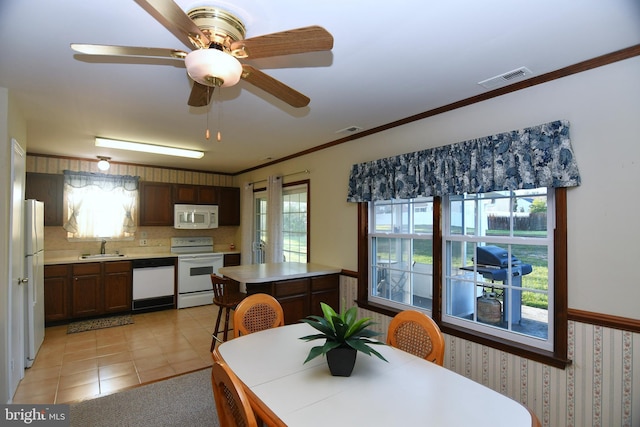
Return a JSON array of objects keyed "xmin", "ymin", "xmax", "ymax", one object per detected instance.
[{"xmin": 79, "ymin": 253, "xmax": 127, "ymax": 260}]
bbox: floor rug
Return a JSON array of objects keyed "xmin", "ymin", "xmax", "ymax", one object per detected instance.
[
  {"xmin": 70, "ymin": 368, "xmax": 216, "ymax": 427},
  {"xmin": 67, "ymin": 314, "xmax": 134, "ymax": 334}
]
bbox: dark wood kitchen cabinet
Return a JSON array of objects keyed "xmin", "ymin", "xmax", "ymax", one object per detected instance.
[
  {"xmin": 173, "ymin": 184, "xmax": 217, "ymax": 204},
  {"xmin": 71, "ymin": 263, "xmax": 102, "ymax": 318},
  {"xmin": 25, "ymin": 172, "xmax": 64, "ymax": 226},
  {"xmin": 217, "ymin": 186, "xmax": 240, "ymax": 226},
  {"xmin": 140, "ymin": 181, "xmax": 239, "ymax": 226},
  {"xmin": 246, "ymin": 274, "xmax": 339, "ymax": 325},
  {"xmin": 44, "ymin": 264, "xmax": 70, "ymax": 322},
  {"xmin": 223, "ymin": 253, "xmax": 241, "ymax": 267},
  {"xmin": 46, "ymin": 261, "xmax": 133, "ymax": 322},
  {"xmin": 139, "ymin": 181, "xmax": 173, "ymax": 226},
  {"xmin": 310, "ymin": 275, "xmax": 340, "ymax": 317},
  {"xmin": 103, "ymin": 261, "xmax": 132, "ymax": 314}
]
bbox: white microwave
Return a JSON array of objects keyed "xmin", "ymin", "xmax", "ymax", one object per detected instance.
[{"xmin": 174, "ymin": 204, "xmax": 218, "ymax": 229}]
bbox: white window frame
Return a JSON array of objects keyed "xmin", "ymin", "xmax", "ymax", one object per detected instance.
[
  {"xmin": 253, "ymin": 182, "xmax": 309, "ymax": 264},
  {"xmin": 441, "ymin": 189, "xmax": 555, "ymax": 352},
  {"xmin": 367, "ymin": 188, "xmax": 556, "ymax": 353},
  {"xmin": 368, "ymin": 198, "xmax": 434, "ymax": 313},
  {"xmin": 282, "ymin": 184, "xmax": 309, "ymax": 263}
]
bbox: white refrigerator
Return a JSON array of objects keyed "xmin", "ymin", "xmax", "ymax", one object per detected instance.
[{"xmin": 24, "ymin": 199, "xmax": 45, "ymax": 368}]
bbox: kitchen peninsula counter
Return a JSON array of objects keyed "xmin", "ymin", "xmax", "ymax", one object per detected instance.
[
  {"xmin": 218, "ymin": 262, "xmax": 342, "ymax": 324},
  {"xmin": 218, "ymin": 262, "xmax": 340, "ymax": 283}
]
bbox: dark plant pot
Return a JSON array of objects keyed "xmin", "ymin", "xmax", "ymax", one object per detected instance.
[{"xmin": 326, "ymin": 346, "xmax": 357, "ymax": 377}]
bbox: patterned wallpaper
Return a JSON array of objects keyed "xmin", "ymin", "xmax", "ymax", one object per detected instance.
[
  {"xmin": 25, "ymin": 154, "xmax": 234, "ymax": 186},
  {"xmin": 339, "ymin": 275, "xmax": 639, "ymax": 427}
]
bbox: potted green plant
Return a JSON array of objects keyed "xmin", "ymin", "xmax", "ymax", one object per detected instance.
[{"xmin": 299, "ymin": 303, "xmax": 387, "ymax": 376}]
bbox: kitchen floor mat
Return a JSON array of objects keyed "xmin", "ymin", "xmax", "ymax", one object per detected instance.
[{"xmin": 67, "ymin": 314, "xmax": 134, "ymax": 334}]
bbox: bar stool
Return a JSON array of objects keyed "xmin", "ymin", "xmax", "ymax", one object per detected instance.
[{"xmin": 210, "ymin": 274, "xmax": 246, "ymax": 350}]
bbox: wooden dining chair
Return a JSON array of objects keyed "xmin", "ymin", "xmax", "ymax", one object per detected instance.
[
  {"xmin": 211, "ymin": 274, "xmax": 246, "ymax": 350},
  {"xmin": 386, "ymin": 310, "xmax": 445, "ymax": 365},
  {"xmin": 233, "ymin": 293, "xmax": 284, "ymax": 338},
  {"xmin": 211, "ymin": 361, "xmax": 258, "ymax": 427}
]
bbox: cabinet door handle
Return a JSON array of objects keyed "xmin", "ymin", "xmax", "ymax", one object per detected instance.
[{"xmin": 17, "ymin": 277, "xmax": 29, "ymax": 284}]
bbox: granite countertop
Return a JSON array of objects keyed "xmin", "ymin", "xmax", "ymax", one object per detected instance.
[{"xmin": 218, "ymin": 262, "xmax": 341, "ymax": 283}]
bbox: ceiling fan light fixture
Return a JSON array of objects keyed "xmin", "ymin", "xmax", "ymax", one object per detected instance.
[
  {"xmin": 185, "ymin": 49, "xmax": 242, "ymax": 88},
  {"xmin": 95, "ymin": 138, "xmax": 204, "ymax": 159}
]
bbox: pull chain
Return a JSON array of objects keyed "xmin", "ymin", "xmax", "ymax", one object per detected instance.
[
  {"xmin": 216, "ymin": 86, "xmax": 222, "ymax": 142},
  {"xmin": 205, "ymin": 86, "xmax": 211, "ymax": 140}
]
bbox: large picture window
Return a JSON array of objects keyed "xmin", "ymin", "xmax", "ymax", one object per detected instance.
[
  {"xmin": 363, "ymin": 188, "xmax": 567, "ymax": 365},
  {"xmin": 442, "ymin": 188, "xmax": 553, "ymax": 351}
]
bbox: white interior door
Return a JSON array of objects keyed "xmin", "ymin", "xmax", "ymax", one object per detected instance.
[{"xmin": 9, "ymin": 139, "xmax": 25, "ymax": 399}]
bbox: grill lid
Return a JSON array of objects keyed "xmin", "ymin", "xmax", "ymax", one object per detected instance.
[{"xmin": 476, "ymin": 245, "xmax": 519, "ymax": 267}]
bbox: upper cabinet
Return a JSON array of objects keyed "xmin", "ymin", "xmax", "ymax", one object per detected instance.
[
  {"xmin": 25, "ymin": 172, "xmax": 64, "ymax": 226},
  {"xmin": 173, "ymin": 184, "xmax": 217, "ymax": 205},
  {"xmin": 139, "ymin": 182, "xmax": 173, "ymax": 226},
  {"xmin": 217, "ymin": 186, "xmax": 240, "ymax": 226},
  {"xmin": 140, "ymin": 181, "xmax": 240, "ymax": 226},
  {"xmin": 25, "ymin": 173, "xmax": 240, "ymax": 228}
]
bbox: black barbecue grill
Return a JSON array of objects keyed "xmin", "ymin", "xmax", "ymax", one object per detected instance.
[{"xmin": 463, "ymin": 245, "xmax": 532, "ymax": 323}]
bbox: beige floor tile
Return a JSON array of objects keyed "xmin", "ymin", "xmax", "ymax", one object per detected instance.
[
  {"xmin": 60, "ymin": 357, "xmax": 98, "ymax": 376},
  {"xmin": 62, "ymin": 347, "xmax": 98, "ymax": 363},
  {"xmin": 131, "ymin": 346, "xmax": 160, "ymax": 360},
  {"xmin": 164, "ymin": 348, "xmax": 201, "ymax": 363},
  {"xmin": 14, "ymin": 306, "xmax": 216, "ymax": 404},
  {"xmin": 21, "ymin": 365, "xmax": 61, "ymax": 384},
  {"xmin": 96, "ymin": 342, "xmax": 129, "ymax": 356},
  {"xmin": 170, "ymin": 358, "xmax": 210, "ymax": 375},
  {"xmin": 56, "ymin": 382, "xmax": 100, "ymax": 404},
  {"xmin": 137, "ymin": 365, "xmax": 176, "ymax": 384},
  {"xmin": 134, "ymin": 354, "xmax": 170, "ymax": 372},
  {"xmin": 127, "ymin": 337, "xmax": 158, "ymax": 351},
  {"xmin": 99, "ymin": 373, "xmax": 140, "ymax": 395},
  {"xmin": 58, "ymin": 369, "xmax": 99, "ymax": 390},
  {"xmin": 97, "ymin": 351, "xmax": 133, "ymax": 367},
  {"xmin": 12, "ymin": 376, "xmax": 58, "ymax": 403},
  {"xmin": 99, "ymin": 361, "xmax": 137, "ymax": 380}
]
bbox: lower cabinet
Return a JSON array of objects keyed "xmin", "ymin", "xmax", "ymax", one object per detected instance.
[
  {"xmin": 246, "ymin": 274, "xmax": 339, "ymax": 325},
  {"xmin": 103, "ymin": 261, "xmax": 133, "ymax": 314},
  {"xmin": 46, "ymin": 261, "xmax": 133, "ymax": 322},
  {"xmin": 44, "ymin": 265, "xmax": 70, "ymax": 322},
  {"xmin": 71, "ymin": 263, "xmax": 102, "ymax": 318}
]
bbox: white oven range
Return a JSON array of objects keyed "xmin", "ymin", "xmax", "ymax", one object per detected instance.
[{"xmin": 171, "ymin": 237, "xmax": 223, "ymax": 309}]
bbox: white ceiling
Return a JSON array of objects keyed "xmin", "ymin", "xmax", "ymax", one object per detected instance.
[{"xmin": 1, "ymin": 0, "xmax": 638, "ymax": 174}]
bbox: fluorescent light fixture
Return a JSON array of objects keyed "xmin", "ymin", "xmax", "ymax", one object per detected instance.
[{"xmin": 95, "ymin": 137, "xmax": 204, "ymax": 159}]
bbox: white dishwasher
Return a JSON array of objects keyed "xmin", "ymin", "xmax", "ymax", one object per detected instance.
[{"xmin": 132, "ymin": 257, "xmax": 176, "ymax": 312}]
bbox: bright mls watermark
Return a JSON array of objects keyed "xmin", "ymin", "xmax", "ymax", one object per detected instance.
[{"xmin": 2, "ymin": 405, "xmax": 69, "ymax": 426}]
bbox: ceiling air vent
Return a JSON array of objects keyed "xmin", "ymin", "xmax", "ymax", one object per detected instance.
[
  {"xmin": 335, "ymin": 126, "xmax": 363, "ymax": 134},
  {"xmin": 478, "ymin": 67, "xmax": 533, "ymax": 89}
]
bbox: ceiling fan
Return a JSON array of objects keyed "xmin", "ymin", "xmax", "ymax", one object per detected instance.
[{"xmin": 71, "ymin": 0, "xmax": 334, "ymax": 108}]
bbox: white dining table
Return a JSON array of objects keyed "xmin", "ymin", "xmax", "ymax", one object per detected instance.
[{"xmin": 216, "ymin": 322, "xmax": 538, "ymax": 427}]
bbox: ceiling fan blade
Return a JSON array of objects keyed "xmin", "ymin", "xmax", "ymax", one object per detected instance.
[
  {"xmin": 71, "ymin": 44, "xmax": 187, "ymax": 59},
  {"xmin": 134, "ymin": 0, "xmax": 210, "ymax": 49},
  {"xmin": 231, "ymin": 26, "xmax": 333, "ymax": 60},
  {"xmin": 188, "ymin": 82, "xmax": 214, "ymax": 107},
  {"xmin": 241, "ymin": 65, "xmax": 310, "ymax": 108}
]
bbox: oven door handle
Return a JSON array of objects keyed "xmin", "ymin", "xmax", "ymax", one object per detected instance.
[{"xmin": 179, "ymin": 254, "xmax": 223, "ymax": 260}]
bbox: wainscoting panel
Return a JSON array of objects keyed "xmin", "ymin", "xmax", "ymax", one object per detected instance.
[{"xmin": 340, "ymin": 275, "xmax": 638, "ymax": 427}]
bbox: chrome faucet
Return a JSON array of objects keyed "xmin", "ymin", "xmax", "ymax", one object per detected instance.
[{"xmin": 100, "ymin": 239, "xmax": 107, "ymax": 254}]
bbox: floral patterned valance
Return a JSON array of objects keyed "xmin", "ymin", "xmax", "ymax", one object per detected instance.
[{"xmin": 347, "ymin": 120, "xmax": 581, "ymax": 202}]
